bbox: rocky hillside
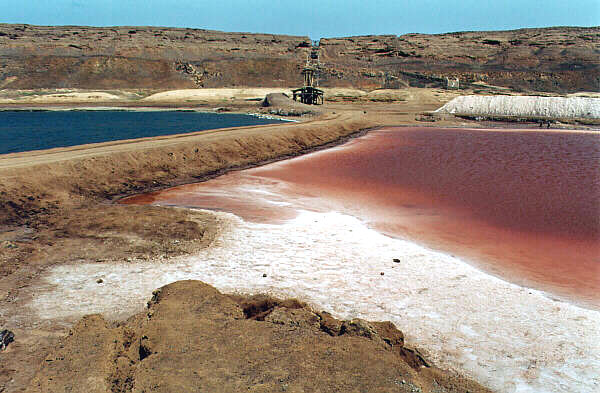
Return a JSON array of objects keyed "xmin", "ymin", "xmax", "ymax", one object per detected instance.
[
  {"xmin": 0, "ymin": 24, "xmax": 311, "ymax": 89},
  {"xmin": 319, "ymin": 27, "xmax": 600, "ymax": 93},
  {"xmin": 0, "ymin": 24, "xmax": 598, "ymax": 93}
]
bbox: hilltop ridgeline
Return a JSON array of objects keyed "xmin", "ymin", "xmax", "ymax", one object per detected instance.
[{"xmin": 0, "ymin": 24, "xmax": 598, "ymax": 93}]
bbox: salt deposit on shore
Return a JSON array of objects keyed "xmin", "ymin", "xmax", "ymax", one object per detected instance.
[
  {"xmin": 436, "ymin": 95, "xmax": 600, "ymax": 119},
  {"xmin": 141, "ymin": 87, "xmax": 400, "ymax": 102},
  {"xmin": 28, "ymin": 210, "xmax": 600, "ymax": 393},
  {"xmin": 142, "ymin": 88, "xmax": 293, "ymax": 102},
  {"xmin": 0, "ymin": 91, "xmax": 122, "ymax": 104}
]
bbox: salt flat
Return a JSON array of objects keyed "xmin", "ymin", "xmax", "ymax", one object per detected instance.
[{"xmin": 28, "ymin": 209, "xmax": 600, "ymax": 393}]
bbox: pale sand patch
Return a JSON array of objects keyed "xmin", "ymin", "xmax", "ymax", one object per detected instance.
[
  {"xmin": 142, "ymin": 87, "xmax": 377, "ymax": 102},
  {"xmin": 0, "ymin": 91, "xmax": 123, "ymax": 104},
  {"xmin": 320, "ymin": 88, "xmax": 367, "ymax": 99},
  {"xmin": 325, "ymin": 87, "xmax": 460, "ymax": 103},
  {"xmin": 0, "ymin": 87, "xmax": 462, "ymax": 107},
  {"xmin": 568, "ymin": 92, "xmax": 600, "ymax": 99},
  {"xmin": 28, "ymin": 210, "xmax": 600, "ymax": 393},
  {"xmin": 30, "ymin": 92, "xmax": 122, "ymax": 102},
  {"xmin": 142, "ymin": 88, "xmax": 294, "ymax": 102},
  {"xmin": 364, "ymin": 89, "xmax": 413, "ymax": 100}
]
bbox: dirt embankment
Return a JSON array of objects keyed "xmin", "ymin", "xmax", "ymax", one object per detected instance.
[
  {"xmin": 0, "ymin": 113, "xmax": 370, "ymax": 220},
  {"xmin": 24, "ymin": 280, "xmax": 491, "ymax": 393},
  {"xmin": 0, "ymin": 24, "xmax": 598, "ymax": 93},
  {"xmin": 0, "ymin": 112, "xmax": 374, "ymax": 277}
]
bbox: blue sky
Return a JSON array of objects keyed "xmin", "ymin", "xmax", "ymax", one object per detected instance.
[{"xmin": 1, "ymin": 0, "xmax": 598, "ymax": 38}]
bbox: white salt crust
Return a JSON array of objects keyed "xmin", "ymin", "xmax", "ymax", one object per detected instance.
[
  {"xmin": 436, "ymin": 95, "xmax": 600, "ymax": 119},
  {"xmin": 29, "ymin": 210, "xmax": 599, "ymax": 393}
]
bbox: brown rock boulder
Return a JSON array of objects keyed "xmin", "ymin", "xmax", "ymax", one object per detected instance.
[{"xmin": 26, "ymin": 280, "xmax": 491, "ymax": 393}]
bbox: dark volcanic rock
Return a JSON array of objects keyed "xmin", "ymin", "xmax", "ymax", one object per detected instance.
[{"xmin": 0, "ymin": 329, "xmax": 14, "ymax": 350}]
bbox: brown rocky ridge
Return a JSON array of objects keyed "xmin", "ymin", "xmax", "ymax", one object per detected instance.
[{"xmin": 0, "ymin": 24, "xmax": 598, "ymax": 93}]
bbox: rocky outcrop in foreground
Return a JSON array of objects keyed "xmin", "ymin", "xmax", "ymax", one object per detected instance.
[
  {"xmin": 26, "ymin": 280, "xmax": 491, "ymax": 393},
  {"xmin": 0, "ymin": 24, "xmax": 598, "ymax": 93}
]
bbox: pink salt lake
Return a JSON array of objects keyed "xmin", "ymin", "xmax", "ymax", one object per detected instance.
[{"xmin": 123, "ymin": 127, "xmax": 600, "ymax": 308}]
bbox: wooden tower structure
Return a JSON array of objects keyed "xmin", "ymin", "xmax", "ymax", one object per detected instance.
[{"xmin": 292, "ymin": 44, "xmax": 324, "ymax": 105}]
